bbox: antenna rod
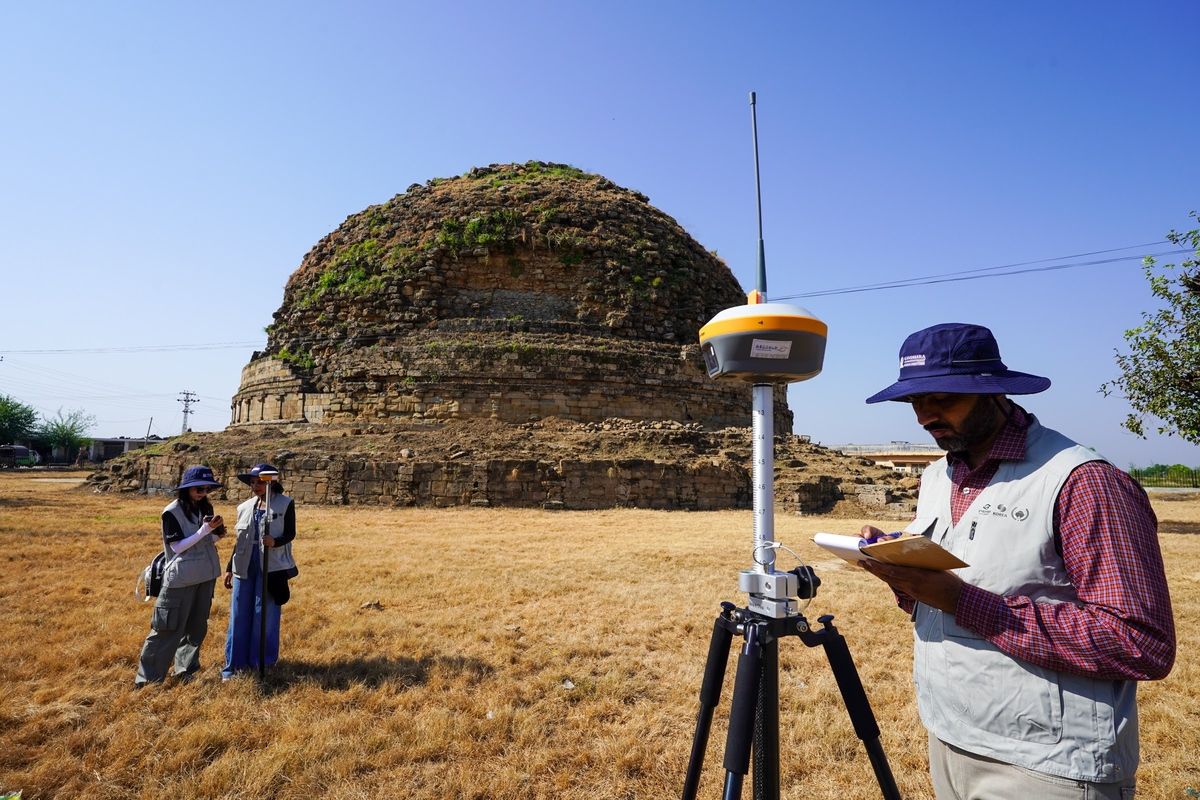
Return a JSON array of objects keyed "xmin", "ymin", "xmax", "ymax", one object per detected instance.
[{"xmin": 750, "ymin": 92, "xmax": 767, "ymax": 297}]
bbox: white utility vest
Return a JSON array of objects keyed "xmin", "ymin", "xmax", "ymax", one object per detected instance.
[
  {"xmin": 231, "ymin": 493, "xmax": 297, "ymax": 578},
  {"xmin": 913, "ymin": 419, "xmax": 1137, "ymax": 783},
  {"xmin": 161, "ymin": 500, "xmax": 223, "ymax": 588}
]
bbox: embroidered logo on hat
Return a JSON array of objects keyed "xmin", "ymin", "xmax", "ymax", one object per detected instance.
[{"xmin": 901, "ymin": 355, "xmax": 926, "ymax": 368}]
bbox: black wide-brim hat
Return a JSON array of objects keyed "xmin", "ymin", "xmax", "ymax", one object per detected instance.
[
  {"xmin": 236, "ymin": 463, "xmax": 280, "ymax": 486},
  {"xmin": 177, "ymin": 465, "xmax": 225, "ymax": 490},
  {"xmin": 866, "ymin": 322, "xmax": 1051, "ymax": 404}
]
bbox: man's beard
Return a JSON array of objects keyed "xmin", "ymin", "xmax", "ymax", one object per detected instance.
[{"xmin": 927, "ymin": 396, "xmax": 1002, "ymax": 453}]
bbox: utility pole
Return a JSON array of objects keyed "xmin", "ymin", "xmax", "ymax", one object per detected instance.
[{"xmin": 178, "ymin": 391, "xmax": 198, "ymax": 434}]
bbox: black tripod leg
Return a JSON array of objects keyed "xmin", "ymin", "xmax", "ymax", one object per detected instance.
[
  {"xmin": 753, "ymin": 634, "xmax": 780, "ymax": 800},
  {"xmin": 682, "ymin": 615, "xmax": 735, "ymax": 800},
  {"xmin": 816, "ymin": 616, "xmax": 902, "ymax": 800},
  {"xmin": 722, "ymin": 623, "xmax": 763, "ymax": 800}
]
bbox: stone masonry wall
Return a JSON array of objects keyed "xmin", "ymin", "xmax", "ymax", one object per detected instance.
[
  {"xmin": 90, "ymin": 451, "xmax": 842, "ymax": 513},
  {"xmin": 231, "ymin": 340, "xmax": 792, "ymax": 431}
]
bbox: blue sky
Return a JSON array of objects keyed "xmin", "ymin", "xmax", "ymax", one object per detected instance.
[{"xmin": 1, "ymin": 2, "xmax": 1198, "ymax": 469}]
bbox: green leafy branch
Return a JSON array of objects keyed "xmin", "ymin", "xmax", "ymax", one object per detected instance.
[{"xmin": 1102, "ymin": 211, "xmax": 1200, "ymax": 442}]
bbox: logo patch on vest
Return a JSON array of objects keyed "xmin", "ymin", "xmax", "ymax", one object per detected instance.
[{"xmin": 977, "ymin": 502, "xmax": 1029, "ymax": 521}]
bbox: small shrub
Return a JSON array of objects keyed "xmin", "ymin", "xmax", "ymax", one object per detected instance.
[{"xmin": 274, "ymin": 346, "xmax": 316, "ymax": 371}]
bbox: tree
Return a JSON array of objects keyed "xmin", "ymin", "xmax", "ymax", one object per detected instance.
[
  {"xmin": 0, "ymin": 394, "xmax": 39, "ymax": 444},
  {"xmin": 37, "ymin": 407, "xmax": 96, "ymax": 458},
  {"xmin": 1102, "ymin": 211, "xmax": 1200, "ymax": 442}
]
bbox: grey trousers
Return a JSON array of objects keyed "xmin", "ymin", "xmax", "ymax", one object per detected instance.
[
  {"xmin": 135, "ymin": 578, "xmax": 216, "ymax": 685},
  {"xmin": 929, "ymin": 734, "xmax": 1136, "ymax": 800}
]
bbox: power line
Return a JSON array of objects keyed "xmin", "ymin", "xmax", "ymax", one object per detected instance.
[
  {"xmin": 775, "ymin": 244, "xmax": 1184, "ymax": 301},
  {"xmin": 0, "ymin": 341, "xmax": 261, "ymax": 355},
  {"xmin": 0, "ymin": 240, "xmax": 1191, "ymax": 356}
]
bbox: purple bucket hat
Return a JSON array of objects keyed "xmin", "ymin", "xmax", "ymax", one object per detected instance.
[
  {"xmin": 866, "ymin": 323, "xmax": 1051, "ymax": 404},
  {"xmin": 177, "ymin": 465, "xmax": 224, "ymax": 490}
]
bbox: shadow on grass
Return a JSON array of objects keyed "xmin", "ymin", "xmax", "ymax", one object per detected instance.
[
  {"xmin": 1159, "ymin": 521, "xmax": 1200, "ymax": 535},
  {"xmin": 0, "ymin": 495, "xmax": 53, "ymax": 510},
  {"xmin": 262, "ymin": 653, "xmax": 493, "ymax": 693}
]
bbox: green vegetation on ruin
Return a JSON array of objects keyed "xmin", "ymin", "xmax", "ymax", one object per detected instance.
[
  {"xmin": 437, "ymin": 209, "xmax": 523, "ymax": 253},
  {"xmin": 471, "ymin": 161, "xmax": 597, "ymax": 187},
  {"xmin": 297, "ymin": 238, "xmax": 418, "ymax": 308},
  {"xmin": 274, "ymin": 345, "xmax": 316, "ymax": 370}
]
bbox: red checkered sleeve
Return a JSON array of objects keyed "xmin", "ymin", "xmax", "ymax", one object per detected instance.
[{"xmin": 956, "ymin": 462, "xmax": 1176, "ymax": 681}]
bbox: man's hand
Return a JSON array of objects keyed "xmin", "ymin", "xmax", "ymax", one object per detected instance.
[
  {"xmin": 223, "ymin": 571, "xmax": 233, "ymax": 590},
  {"xmin": 263, "ymin": 535, "xmax": 275, "ymax": 547},
  {"xmin": 859, "ymin": 560, "xmax": 965, "ymax": 614}
]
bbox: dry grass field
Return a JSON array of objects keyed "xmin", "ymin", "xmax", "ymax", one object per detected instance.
[{"xmin": 1, "ymin": 470, "xmax": 1197, "ymax": 799}]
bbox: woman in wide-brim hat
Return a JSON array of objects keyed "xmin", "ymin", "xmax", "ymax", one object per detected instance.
[
  {"xmin": 220, "ymin": 463, "xmax": 299, "ymax": 680},
  {"xmin": 135, "ymin": 465, "xmax": 228, "ymax": 686}
]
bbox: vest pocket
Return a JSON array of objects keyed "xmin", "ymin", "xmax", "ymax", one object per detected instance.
[
  {"xmin": 151, "ymin": 596, "xmax": 182, "ymax": 633},
  {"xmin": 941, "ymin": 626, "xmax": 1064, "ymax": 744},
  {"xmin": 166, "ymin": 549, "xmax": 212, "ymax": 588}
]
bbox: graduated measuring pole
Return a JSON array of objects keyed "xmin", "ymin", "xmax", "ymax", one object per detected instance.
[{"xmin": 178, "ymin": 390, "xmax": 198, "ymax": 434}]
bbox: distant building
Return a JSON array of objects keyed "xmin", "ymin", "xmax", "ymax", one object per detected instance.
[
  {"xmin": 827, "ymin": 441, "xmax": 943, "ymax": 474},
  {"xmin": 84, "ymin": 435, "xmax": 169, "ymax": 462}
]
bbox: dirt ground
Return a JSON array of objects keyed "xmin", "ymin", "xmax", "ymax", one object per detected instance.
[{"xmin": 1, "ymin": 470, "xmax": 1197, "ymax": 799}]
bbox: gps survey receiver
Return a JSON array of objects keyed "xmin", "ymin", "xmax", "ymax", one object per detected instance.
[{"xmin": 698, "ymin": 301, "xmax": 827, "ymax": 383}]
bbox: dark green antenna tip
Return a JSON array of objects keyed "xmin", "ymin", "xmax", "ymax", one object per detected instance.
[{"xmin": 750, "ymin": 92, "xmax": 766, "ymax": 297}]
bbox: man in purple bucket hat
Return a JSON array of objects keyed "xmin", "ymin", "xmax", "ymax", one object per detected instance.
[{"xmin": 860, "ymin": 322, "xmax": 1174, "ymax": 799}]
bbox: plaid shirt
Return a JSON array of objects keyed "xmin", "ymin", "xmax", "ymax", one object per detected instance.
[{"xmin": 904, "ymin": 405, "xmax": 1175, "ymax": 681}]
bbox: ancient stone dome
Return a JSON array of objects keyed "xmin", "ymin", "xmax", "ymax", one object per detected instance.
[{"xmin": 231, "ymin": 162, "xmax": 791, "ymax": 430}]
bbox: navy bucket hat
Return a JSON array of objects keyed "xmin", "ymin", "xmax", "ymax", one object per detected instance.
[
  {"xmin": 177, "ymin": 465, "xmax": 224, "ymax": 490},
  {"xmin": 236, "ymin": 463, "xmax": 280, "ymax": 486},
  {"xmin": 866, "ymin": 323, "xmax": 1051, "ymax": 404}
]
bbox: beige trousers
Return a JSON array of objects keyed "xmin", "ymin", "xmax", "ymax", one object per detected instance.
[{"xmin": 928, "ymin": 734, "xmax": 1136, "ymax": 800}]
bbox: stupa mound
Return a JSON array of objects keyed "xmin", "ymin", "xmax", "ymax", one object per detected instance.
[
  {"xmin": 89, "ymin": 162, "xmax": 920, "ymax": 515},
  {"xmin": 231, "ymin": 162, "xmax": 790, "ymax": 431}
]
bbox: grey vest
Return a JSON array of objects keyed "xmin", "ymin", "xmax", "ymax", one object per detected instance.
[
  {"xmin": 161, "ymin": 500, "xmax": 223, "ymax": 588},
  {"xmin": 231, "ymin": 493, "xmax": 297, "ymax": 578},
  {"xmin": 912, "ymin": 419, "xmax": 1136, "ymax": 782}
]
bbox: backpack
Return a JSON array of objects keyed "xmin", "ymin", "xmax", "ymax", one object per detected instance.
[{"xmin": 135, "ymin": 550, "xmax": 167, "ymax": 602}]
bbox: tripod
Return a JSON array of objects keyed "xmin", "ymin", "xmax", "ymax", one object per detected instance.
[
  {"xmin": 681, "ymin": 602, "xmax": 902, "ymax": 800},
  {"xmin": 679, "ymin": 387, "xmax": 901, "ymax": 800}
]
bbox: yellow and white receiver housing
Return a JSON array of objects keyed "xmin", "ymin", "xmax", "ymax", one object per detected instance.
[{"xmin": 698, "ymin": 302, "xmax": 827, "ymax": 383}]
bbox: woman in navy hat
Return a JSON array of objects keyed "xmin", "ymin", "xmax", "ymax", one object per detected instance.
[
  {"xmin": 220, "ymin": 463, "xmax": 298, "ymax": 680},
  {"xmin": 135, "ymin": 465, "xmax": 228, "ymax": 686}
]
